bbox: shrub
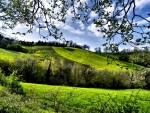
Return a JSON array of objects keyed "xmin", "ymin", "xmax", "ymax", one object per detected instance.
[
  {"xmin": 119, "ymin": 52, "xmax": 129, "ymax": 62},
  {"xmin": 92, "ymin": 70, "xmax": 132, "ymax": 89},
  {"xmin": 6, "ymin": 43, "xmax": 28, "ymax": 53},
  {"xmin": 7, "ymin": 71, "xmax": 24, "ymax": 94},
  {"xmin": 0, "ymin": 60, "xmax": 12, "ymax": 76},
  {"xmin": 14, "ymin": 57, "xmax": 44, "ymax": 83},
  {"xmin": 0, "ymin": 69, "xmax": 8, "ymax": 86},
  {"xmin": 144, "ymin": 68, "xmax": 150, "ymax": 89},
  {"xmin": 0, "ymin": 69, "xmax": 24, "ymax": 94}
]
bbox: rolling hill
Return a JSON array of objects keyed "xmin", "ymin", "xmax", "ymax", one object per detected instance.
[
  {"xmin": 0, "ymin": 46, "xmax": 142, "ymax": 71},
  {"xmin": 0, "ymin": 45, "xmax": 148, "ymax": 112},
  {"xmin": 53, "ymin": 46, "xmax": 142, "ymax": 70}
]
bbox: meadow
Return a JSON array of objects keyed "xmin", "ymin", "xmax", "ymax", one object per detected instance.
[
  {"xmin": 53, "ymin": 46, "xmax": 141, "ymax": 70},
  {"xmin": 0, "ymin": 46, "xmax": 142, "ymax": 70},
  {"xmin": 21, "ymin": 82, "xmax": 150, "ymax": 112},
  {"xmin": 0, "ymin": 45, "xmax": 149, "ymax": 112},
  {"xmin": 1, "ymin": 81, "xmax": 150, "ymax": 113}
]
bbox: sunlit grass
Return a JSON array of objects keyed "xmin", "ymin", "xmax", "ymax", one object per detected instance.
[
  {"xmin": 0, "ymin": 46, "xmax": 142, "ymax": 71},
  {"xmin": 21, "ymin": 82, "xmax": 150, "ymax": 112},
  {"xmin": 53, "ymin": 47, "xmax": 142, "ymax": 70}
]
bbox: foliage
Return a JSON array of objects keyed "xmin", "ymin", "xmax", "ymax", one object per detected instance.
[
  {"xmin": 129, "ymin": 48, "xmax": 150, "ymax": 67},
  {"xmin": 6, "ymin": 43, "xmax": 28, "ymax": 53},
  {"xmin": 0, "ymin": 69, "xmax": 24, "ymax": 94},
  {"xmin": 0, "ymin": 86, "xmax": 54, "ymax": 113},
  {"xmin": 0, "ymin": 46, "xmax": 148, "ymax": 89},
  {"xmin": 0, "ymin": 69, "xmax": 150, "ymax": 112},
  {"xmin": 119, "ymin": 52, "xmax": 130, "ymax": 62},
  {"xmin": 0, "ymin": 56, "xmax": 146, "ymax": 89}
]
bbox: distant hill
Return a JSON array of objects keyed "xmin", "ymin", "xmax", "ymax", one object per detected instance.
[
  {"xmin": 0, "ymin": 45, "xmax": 142, "ymax": 71},
  {"xmin": 53, "ymin": 46, "xmax": 142, "ymax": 70}
]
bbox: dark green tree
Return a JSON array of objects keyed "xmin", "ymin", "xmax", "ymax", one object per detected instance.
[{"xmin": 45, "ymin": 60, "xmax": 52, "ymax": 84}]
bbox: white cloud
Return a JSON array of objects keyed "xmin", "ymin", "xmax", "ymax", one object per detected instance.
[
  {"xmin": 80, "ymin": 0, "xmax": 88, "ymax": 3},
  {"xmin": 54, "ymin": 20, "xmax": 84, "ymax": 35},
  {"xmin": 135, "ymin": 0, "xmax": 150, "ymax": 9},
  {"xmin": 87, "ymin": 23, "xmax": 103, "ymax": 37},
  {"xmin": 75, "ymin": 37, "xmax": 80, "ymax": 39},
  {"xmin": 88, "ymin": 11, "xmax": 98, "ymax": 22},
  {"xmin": 65, "ymin": 7, "xmax": 77, "ymax": 23},
  {"xmin": 36, "ymin": 28, "xmax": 46, "ymax": 32},
  {"xmin": 0, "ymin": 21, "xmax": 2, "ymax": 27},
  {"xmin": 77, "ymin": 21, "xmax": 85, "ymax": 30},
  {"xmin": 104, "ymin": 3, "xmax": 115, "ymax": 16},
  {"xmin": 15, "ymin": 24, "xmax": 30, "ymax": 29},
  {"xmin": 63, "ymin": 24, "xmax": 84, "ymax": 34},
  {"xmin": 90, "ymin": 11, "xmax": 98, "ymax": 18}
]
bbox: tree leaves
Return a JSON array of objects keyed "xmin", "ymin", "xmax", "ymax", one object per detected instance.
[{"xmin": 0, "ymin": 0, "xmax": 149, "ymax": 48}]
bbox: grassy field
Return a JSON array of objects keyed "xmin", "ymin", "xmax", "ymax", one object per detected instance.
[
  {"xmin": 1, "ymin": 82, "xmax": 150, "ymax": 112},
  {"xmin": 21, "ymin": 82, "xmax": 150, "ymax": 112},
  {"xmin": 53, "ymin": 47, "xmax": 142, "ymax": 70},
  {"xmin": 0, "ymin": 46, "xmax": 63, "ymax": 62},
  {"xmin": 0, "ymin": 46, "xmax": 149, "ymax": 112}
]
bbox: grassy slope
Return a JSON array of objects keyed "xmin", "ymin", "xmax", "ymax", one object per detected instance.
[
  {"xmin": 0, "ymin": 46, "xmax": 149, "ymax": 112},
  {"xmin": 0, "ymin": 46, "xmax": 142, "ymax": 70},
  {"xmin": 0, "ymin": 46, "xmax": 63, "ymax": 63},
  {"xmin": 21, "ymin": 82, "xmax": 150, "ymax": 112},
  {"xmin": 53, "ymin": 47, "xmax": 142, "ymax": 70}
]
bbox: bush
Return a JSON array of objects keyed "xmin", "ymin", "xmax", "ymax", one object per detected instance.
[
  {"xmin": 0, "ymin": 69, "xmax": 8, "ymax": 86},
  {"xmin": 92, "ymin": 70, "xmax": 132, "ymax": 89},
  {"xmin": 6, "ymin": 43, "xmax": 28, "ymax": 53},
  {"xmin": 0, "ymin": 60, "xmax": 12, "ymax": 76},
  {"xmin": 0, "ymin": 69, "xmax": 24, "ymax": 94},
  {"xmin": 119, "ymin": 52, "xmax": 129, "ymax": 62},
  {"xmin": 144, "ymin": 68, "xmax": 150, "ymax": 89},
  {"xmin": 14, "ymin": 57, "xmax": 44, "ymax": 83}
]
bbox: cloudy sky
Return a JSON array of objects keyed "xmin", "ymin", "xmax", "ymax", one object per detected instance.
[{"xmin": 0, "ymin": 0, "xmax": 150, "ymax": 51}]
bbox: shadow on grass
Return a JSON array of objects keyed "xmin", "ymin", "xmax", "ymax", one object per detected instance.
[{"xmin": 64, "ymin": 47, "xmax": 75, "ymax": 52}]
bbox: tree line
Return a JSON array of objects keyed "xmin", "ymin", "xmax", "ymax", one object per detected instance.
[
  {"xmin": 0, "ymin": 32, "xmax": 94, "ymax": 51},
  {"xmin": 1, "ymin": 55, "xmax": 150, "ymax": 89}
]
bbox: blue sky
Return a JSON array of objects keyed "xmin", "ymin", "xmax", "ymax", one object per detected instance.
[{"xmin": 0, "ymin": 0, "xmax": 150, "ymax": 51}]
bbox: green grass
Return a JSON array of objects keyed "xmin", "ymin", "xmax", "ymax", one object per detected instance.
[
  {"xmin": 21, "ymin": 82, "xmax": 150, "ymax": 112},
  {"xmin": 2, "ymin": 82, "xmax": 150, "ymax": 112},
  {"xmin": 0, "ymin": 46, "xmax": 148, "ymax": 112},
  {"xmin": 0, "ymin": 46, "xmax": 142, "ymax": 71},
  {"xmin": 53, "ymin": 47, "xmax": 142, "ymax": 70},
  {"xmin": 0, "ymin": 46, "xmax": 64, "ymax": 63}
]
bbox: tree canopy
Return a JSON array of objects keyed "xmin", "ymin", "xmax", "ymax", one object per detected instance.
[{"xmin": 0, "ymin": 0, "xmax": 150, "ymax": 51}]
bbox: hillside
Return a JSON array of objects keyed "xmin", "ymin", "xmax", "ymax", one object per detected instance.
[
  {"xmin": 53, "ymin": 46, "xmax": 142, "ymax": 70},
  {"xmin": 0, "ymin": 46, "xmax": 142, "ymax": 71},
  {"xmin": 0, "ymin": 46, "xmax": 145, "ymax": 89},
  {"xmin": 0, "ymin": 45, "xmax": 149, "ymax": 112}
]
